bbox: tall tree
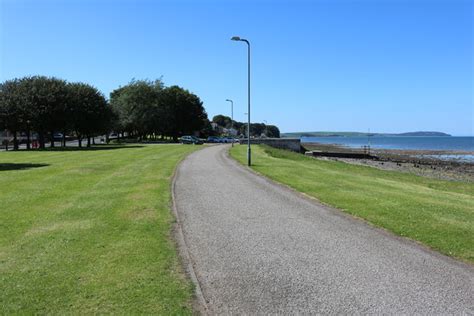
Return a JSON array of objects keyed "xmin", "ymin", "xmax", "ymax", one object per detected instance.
[
  {"xmin": 67, "ymin": 82, "xmax": 109, "ymax": 147},
  {"xmin": 265, "ymin": 125, "xmax": 280, "ymax": 138},
  {"xmin": 19, "ymin": 76, "xmax": 69, "ymax": 149},
  {"xmin": 0, "ymin": 79, "xmax": 26, "ymax": 150},
  {"xmin": 212, "ymin": 115, "xmax": 232, "ymax": 128},
  {"xmin": 110, "ymin": 79, "xmax": 163, "ymax": 139},
  {"xmin": 200, "ymin": 118, "xmax": 216, "ymax": 138},
  {"xmin": 159, "ymin": 86, "xmax": 208, "ymax": 141},
  {"xmin": 250, "ymin": 123, "xmax": 266, "ymax": 137}
]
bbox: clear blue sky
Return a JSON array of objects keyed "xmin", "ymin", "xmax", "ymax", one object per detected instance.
[{"xmin": 1, "ymin": 0, "xmax": 472, "ymax": 135}]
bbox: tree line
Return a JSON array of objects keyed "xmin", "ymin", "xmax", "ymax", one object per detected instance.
[
  {"xmin": 0, "ymin": 76, "xmax": 209, "ymax": 150},
  {"xmin": 110, "ymin": 79, "xmax": 208, "ymax": 142},
  {"xmin": 0, "ymin": 76, "xmax": 111, "ymax": 150},
  {"xmin": 212, "ymin": 114, "xmax": 280, "ymax": 138}
]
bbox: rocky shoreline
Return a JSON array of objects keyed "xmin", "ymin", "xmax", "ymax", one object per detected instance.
[{"xmin": 303, "ymin": 142, "xmax": 474, "ymax": 182}]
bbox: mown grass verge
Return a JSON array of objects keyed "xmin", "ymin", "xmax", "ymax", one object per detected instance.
[
  {"xmin": 0, "ymin": 144, "xmax": 199, "ymax": 314},
  {"xmin": 230, "ymin": 145, "xmax": 474, "ymax": 263}
]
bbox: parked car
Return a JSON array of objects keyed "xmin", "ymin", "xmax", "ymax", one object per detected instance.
[
  {"xmin": 180, "ymin": 135, "xmax": 203, "ymax": 145},
  {"xmin": 207, "ymin": 136, "xmax": 220, "ymax": 143},
  {"xmin": 53, "ymin": 133, "xmax": 63, "ymax": 141},
  {"xmin": 221, "ymin": 137, "xmax": 236, "ymax": 143}
]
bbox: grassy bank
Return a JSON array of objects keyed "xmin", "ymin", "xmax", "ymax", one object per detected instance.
[
  {"xmin": 0, "ymin": 144, "xmax": 198, "ymax": 314},
  {"xmin": 230, "ymin": 145, "xmax": 474, "ymax": 263}
]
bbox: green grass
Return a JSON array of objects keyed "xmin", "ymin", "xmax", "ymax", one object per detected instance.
[
  {"xmin": 0, "ymin": 144, "xmax": 199, "ymax": 314},
  {"xmin": 230, "ymin": 145, "xmax": 474, "ymax": 263}
]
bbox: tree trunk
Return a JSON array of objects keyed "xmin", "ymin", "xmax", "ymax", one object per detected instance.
[
  {"xmin": 13, "ymin": 131, "xmax": 19, "ymax": 150},
  {"xmin": 92, "ymin": 137, "xmax": 96, "ymax": 145},
  {"xmin": 50, "ymin": 131, "xmax": 55, "ymax": 148},
  {"xmin": 62, "ymin": 132, "xmax": 66, "ymax": 147},
  {"xmin": 26, "ymin": 130, "xmax": 31, "ymax": 150},
  {"xmin": 106, "ymin": 134, "xmax": 110, "ymax": 144},
  {"xmin": 39, "ymin": 132, "xmax": 45, "ymax": 149},
  {"xmin": 78, "ymin": 137, "xmax": 82, "ymax": 148},
  {"xmin": 87, "ymin": 136, "xmax": 91, "ymax": 147}
]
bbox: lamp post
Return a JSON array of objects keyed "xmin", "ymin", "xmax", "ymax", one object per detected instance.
[
  {"xmin": 231, "ymin": 36, "xmax": 251, "ymax": 166},
  {"xmin": 244, "ymin": 113, "xmax": 248, "ymax": 142},
  {"xmin": 225, "ymin": 99, "xmax": 234, "ymax": 147}
]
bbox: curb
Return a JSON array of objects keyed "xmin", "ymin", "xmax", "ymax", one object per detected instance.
[{"xmin": 171, "ymin": 152, "xmax": 210, "ymax": 315}]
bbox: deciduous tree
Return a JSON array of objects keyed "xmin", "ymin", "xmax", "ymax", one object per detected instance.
[
  {"xmin": 159, "ymin": 86, "xmax": 208, "ymax": 141},
  {"xmin": 110, "ymin": 79, "xmax": 163, "ymax": 139},
  {"xmin": 68, "ymin": 82, "xmax": 109, "ymax": 147},
  {"xmin": 0, "ymin": 79, "xmax": 26, "ymax": 150},
  {"xmin": 20, "ymin": 76, "xmax": 70, "ymax": 148}
]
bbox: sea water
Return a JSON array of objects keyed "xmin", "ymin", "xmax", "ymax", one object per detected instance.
[{"xmin": 301, "ymin": 136, "xmax": 474, "ymax": 162}]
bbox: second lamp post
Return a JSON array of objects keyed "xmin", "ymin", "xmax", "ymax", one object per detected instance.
[
  {"xmin": 231, "ymin": 36, "xmax": 251, "ymax": 166},
  {"xmin": 225, "ymin": 99, "xmax": 234, "ymax": 147}
]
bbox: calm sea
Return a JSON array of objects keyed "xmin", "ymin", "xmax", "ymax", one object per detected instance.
[{"xmin": 301, "ymin": 136, "xmax": 473, "ymax": 151}]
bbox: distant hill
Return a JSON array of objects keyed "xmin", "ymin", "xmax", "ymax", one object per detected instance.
[
  {"xmin": 281, "ymin": 131, "xmax": 451, "ymax": 138},
  {"xmin": 395, "ymin": 131, "xmax": 451, "ymax": 137}
]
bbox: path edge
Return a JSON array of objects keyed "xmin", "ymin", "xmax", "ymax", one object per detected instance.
[{"xmin": 171, "ymin": 149, "xmax": 209, "ymax": 315}]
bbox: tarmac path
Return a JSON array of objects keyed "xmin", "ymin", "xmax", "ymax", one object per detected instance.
[{"xmin": 173, "ymin": 144, "xmax": 473, "ymax": 314}]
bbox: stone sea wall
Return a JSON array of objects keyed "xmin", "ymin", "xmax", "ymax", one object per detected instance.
[{"xmin": 239, "ymin": 138, "xmax": 301, "ymax": 152}]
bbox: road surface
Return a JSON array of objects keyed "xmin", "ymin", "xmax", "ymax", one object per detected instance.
[{"xmin": 173, "ymin": 144, "xmax": 473, "ymax": 314}]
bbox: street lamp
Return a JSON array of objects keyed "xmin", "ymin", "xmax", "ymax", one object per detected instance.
[
  {"xmin": 231, "ymin": 36, "xmax": 251, "ymax": 166},
  {"xmin": 244, "ymin": 113, "xmax": 249, "ymax": 141},
  {"xmin": 225, "ymin": 99, "xmax": 234, "ymax": 147}
]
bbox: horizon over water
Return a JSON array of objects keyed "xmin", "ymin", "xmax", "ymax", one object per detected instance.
[{"xmin": 301, "ymin": 136, "xmax": 474, "ymax": 152}]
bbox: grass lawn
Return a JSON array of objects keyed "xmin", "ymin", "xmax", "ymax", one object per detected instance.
[
  {"xmin": 0, "ymin": 144, "xmax": 199, "ymax": 314},
  {"xmin": 230, "ymin": 145, "xmax": 474, "ymax": 263}
]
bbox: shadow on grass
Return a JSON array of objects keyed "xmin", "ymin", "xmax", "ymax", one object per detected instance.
[
  {"xmin": 41, "ymin": 145, "xmax": 145, "ymax": 152},
  {"xmin": 0, "ymin": 163, "xmax": 50, "ymax": 171}
]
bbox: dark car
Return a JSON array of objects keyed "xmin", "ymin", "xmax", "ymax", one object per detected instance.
[
  {"xmin": 53, "ymin": 133, "xmax": 64, "ymax": 141},
  {"xmin": 180, "ymin": 135, "xmax": 203, "ymax": 145}
]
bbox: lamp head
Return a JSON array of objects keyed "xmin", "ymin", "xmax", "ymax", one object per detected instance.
[
  {"xmin": 231, "ymin": 36, "xmax": 241, "ymax": 41},
  {"xmin": 226, "ymin": 99, "xmax": 232, "ymax": 102}
]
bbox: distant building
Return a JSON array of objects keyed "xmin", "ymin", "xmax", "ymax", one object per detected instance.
[
  {"xmin": 210, "ymin": 122, "xmax": 238, "ymax": 136},
  {"xmin": 223, "ymin": 128, "xmax": 238, "ymax": 136},
  {"xmin": 210, "ymin": 122, "xmax": 220, "ymax": 131}
]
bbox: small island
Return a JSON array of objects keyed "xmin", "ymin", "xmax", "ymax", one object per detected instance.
[{"xmin": 395, "ymin": 131, "xmax": 451, "ymax": 137}]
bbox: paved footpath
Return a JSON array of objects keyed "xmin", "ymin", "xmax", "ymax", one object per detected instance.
[{"xmin": 174, "ymin": 145, "xmax": 473, "ymax": 314}]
